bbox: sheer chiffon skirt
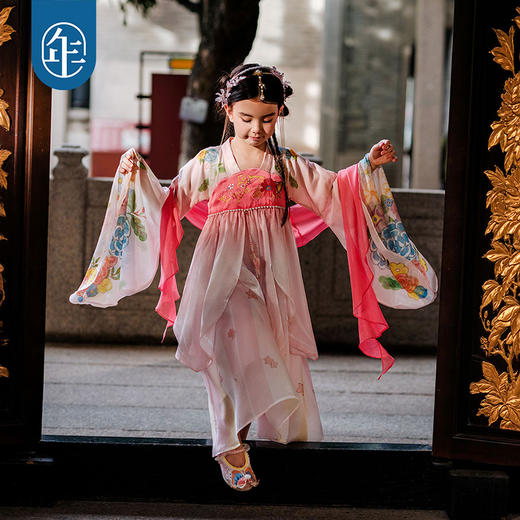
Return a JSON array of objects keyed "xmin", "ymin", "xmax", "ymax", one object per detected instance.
[{"xmin": 173, "ymin": 207, "xmax": 324, "ymax": 456}]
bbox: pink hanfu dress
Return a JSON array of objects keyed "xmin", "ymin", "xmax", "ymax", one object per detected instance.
[{"xmin": 70, "ymin": 137, "xmax": 437, "ymax": 457}]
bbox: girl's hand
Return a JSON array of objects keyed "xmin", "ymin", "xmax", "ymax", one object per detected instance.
[
  {"xmin": 118, "ymin": 151, "xmax": 135, "ymax": 174},
  {"xmin": 368, "ymin": 139, "xmax": 398, "ymax": 170}
]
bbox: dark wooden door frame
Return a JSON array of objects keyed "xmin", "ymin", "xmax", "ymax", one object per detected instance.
[
  {"xmin": 0, "ymin": 0, "xmax": 50, "ymax": 448},
  {"xmin": 432, "ymin": 0, "xmax": 520, "ymax": 466}
]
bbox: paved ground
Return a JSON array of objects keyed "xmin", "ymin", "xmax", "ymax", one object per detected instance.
[
  {"xmin": 0, "ymin": 500, "xmax": 451, "ymax": 519},
  {"xmin": 42, "ymin": 343, "xmax": 435, "ymax": 444}
]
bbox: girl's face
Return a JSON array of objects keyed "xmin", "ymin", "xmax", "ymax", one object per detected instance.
[{"xmin": 225, "ymin": 98, "xmax": 281, "ymax": 149}]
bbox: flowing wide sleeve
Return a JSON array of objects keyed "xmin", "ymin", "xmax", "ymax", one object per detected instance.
[
  {"xmin": 69, "ymin": 148, "xmax": 169, "ymax": 308},
  {"xmin": 355, "ymin": 157, "xmax": 438, "ymax": 308},
  {"xmin": 285, "ymin": 150, "xmax": 438, "ymax": 378},
  {"xmin": 69, "ymin": 149, "xmax": 206, "ymax": 319},
  {"xmin": 155, "ymin": 154, "xmax": 208, "ymax": 333}
]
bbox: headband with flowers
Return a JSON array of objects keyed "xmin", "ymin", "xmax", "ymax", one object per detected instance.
[{"xmin": 215, "ymin": 65, "xmax": 291, "ymax": 108}]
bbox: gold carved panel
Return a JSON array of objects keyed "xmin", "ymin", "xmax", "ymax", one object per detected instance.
[{"xmin": 470, "ymin": 7, "xmax": 520, "ymax": 430}]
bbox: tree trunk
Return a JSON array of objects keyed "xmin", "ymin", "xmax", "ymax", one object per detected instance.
[{"xmin": 181, "ymin": 0, "xmax": 261, "ymax": 160}]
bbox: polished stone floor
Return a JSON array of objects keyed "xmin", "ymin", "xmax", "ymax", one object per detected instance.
[{"xmin": 42, "ymin": 343, "xmax": 436, "ymax": 445}]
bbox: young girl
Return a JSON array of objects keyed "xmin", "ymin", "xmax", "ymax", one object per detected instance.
[{"xmin": 70, "ymin": 64, "xmax": 437, "ymax": 492}]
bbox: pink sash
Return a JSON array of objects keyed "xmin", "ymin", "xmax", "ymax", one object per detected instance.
[
  {"xmin": 155, "ymin": 187, "xmax": 183, "ymax": 339},
  {"xmin": 337, "ymin": 166, "xmax": 393, "ymax": 379}
]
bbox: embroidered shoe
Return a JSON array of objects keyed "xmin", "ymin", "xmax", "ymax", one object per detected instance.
[{"xmin": 214, "ymin": 443, "xmax": 259, "ymax": 491}]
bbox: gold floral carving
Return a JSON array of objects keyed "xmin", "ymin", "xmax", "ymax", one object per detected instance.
[
  {"xmin": 0, "ymin": 149, "xmax": 8, "ymax": 190},
  {"xmin": 0, "ymin": 89, "xmax": 10, "ymax": 132},
  {"xmin": 0, "ymin": 148, "xmax": 6, "ymax": 225},
  {"xmin": 0, "ymin": 5, "xmax": 14, "ymax": 380},
  {"xmin": 0, "ymin": 265, "xmax": 4, "ymax": 307},
  {"xmin": 0, "ymin": 6, "xmax": 15, "ymax": 47},
  {"xmin": 470, "ymin": 7, "xmax": 520, "ymax": 431}
]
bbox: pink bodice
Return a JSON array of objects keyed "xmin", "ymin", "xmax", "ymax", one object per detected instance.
[{"xmin": 208, "ymin": 169, "xmax": 286, "ymax": 215}]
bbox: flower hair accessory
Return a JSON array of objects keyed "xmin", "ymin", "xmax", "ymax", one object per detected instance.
[
  {"xmin": 215, "ymin": 74, "xmax": 246, "ymax": 106},
  {"xmin": 215, "ymin": 66, "xmax": 291, "ymax": 108}
]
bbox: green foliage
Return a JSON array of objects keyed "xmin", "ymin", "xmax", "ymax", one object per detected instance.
[
  {"xmin": 119, "ymin": 0, "xmax": 158, "ymax": 24},
  {"xmin": 110, "ymin": 267, "xmax": 121, "ymax": 280}
]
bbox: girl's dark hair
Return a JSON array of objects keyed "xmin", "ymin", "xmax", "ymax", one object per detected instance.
[{"xmin": 216, "ymin": 63, "xmax": 294, "ymax": 226}]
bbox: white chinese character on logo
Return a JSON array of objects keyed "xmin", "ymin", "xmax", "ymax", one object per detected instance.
[{"xmin": 41, "ymin": 22, "xmax": 87, "ymax": 79}]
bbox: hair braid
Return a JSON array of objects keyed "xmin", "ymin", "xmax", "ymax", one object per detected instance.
[{"xmin": 269, "ymin": 133, "xmax": 290, "ymax": 226}]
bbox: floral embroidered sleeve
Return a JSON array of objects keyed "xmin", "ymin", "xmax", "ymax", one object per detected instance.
[
  {"xmin": 174, "ymin": 148, "xmax": 216, "ymax": 218},
  {"xmin": 285, "ymin": 150, "xmax": 438, "ymax": 309},
  {"xmin": 356, "ymin": 156, "xmax": 438, "ymax": 308},
  {"xmin": 69, "ymin": 148, "xmax": 208, "ymax": 308}
]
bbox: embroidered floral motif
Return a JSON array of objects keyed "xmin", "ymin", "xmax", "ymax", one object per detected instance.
[
  {"xmin": 127, "ymin": 190, "xmax": 147, "ymax": 242},
  {"xmin": 412, "ymin": 252, "xmax": 428, "ymax": 273},
  {"xmin": 197, "ymin": 147, "xmax": 219, "ymax": 164},
  {"xmin": 110, "ymin": 215, "xmax": 130, "ymax": 256},
  {"xmin": 390, "ymin": 262, "xmax": 408, "ymax": 276},
  {"xmin": 198, "ymin": 178, "xmax": 209, "ymax": 192},
  {"xmin": 411, "ymin": 255, "xmax": 429, "ymax": 275},
  {"xmin": 414, "ymin": 286, "xmax": 428, "ymax": 298},
  {"xmin": 217, "ymin": 172, "xmax": 264, "ymax": 204},
  {"xmin": 378, "ymin": 262, "xmax": 428, "ymax": 300},
  {"xmin": 370, "ymin": 239, "xmax": 389, "ymax": 268},
  {"xmin": 252, "ymin": 177, "xmax": 282, "ymax": 198},
  {"xmin": 379, "ymin": 276, "xmax": 401, "ymax": 290},
  {"xmin": 76, "ymin": 188, "xmax": 146, "ymax": 303},
  {"xmin": 263, "ymin": 356, "xmax": 278, "ymax": 368},
  {"xmin": 232, "ymin": 469, "xmax": 255, "ymax": 489},
  {"xmin": 227, "ymin": 328, "xmax": 235, "ymax": 338},
  {"xmin": 381, "ymin": 220, "xmax": 417, "ymax": 261},
  {"xmin": 78, "ymin": 255, "xmax": 120, "ymax": 302},
  {"xmin": 383, "ymin": 196, "xmax": 394, "ymax": 209},
  {"xmin": 97, "ymin": 278, "xmax": 113, "ymax": 293},
  {"xmin": 238, "ymin": 176, "xmax": 256, "ymax": 189},
  {"xmin": 263, "ymin": 177, "xmax": 281, "ymax": 193},
  {"xmin": 362, "ymin": 185, "xmax": 380, "ymax": 208},
  {"xmin": 93, "ymin": 254, "xmax": 118, "ymax": 284},
  {"xmin": 370, "ymin": 205, "xmax": 385, "ymax": 228}
]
